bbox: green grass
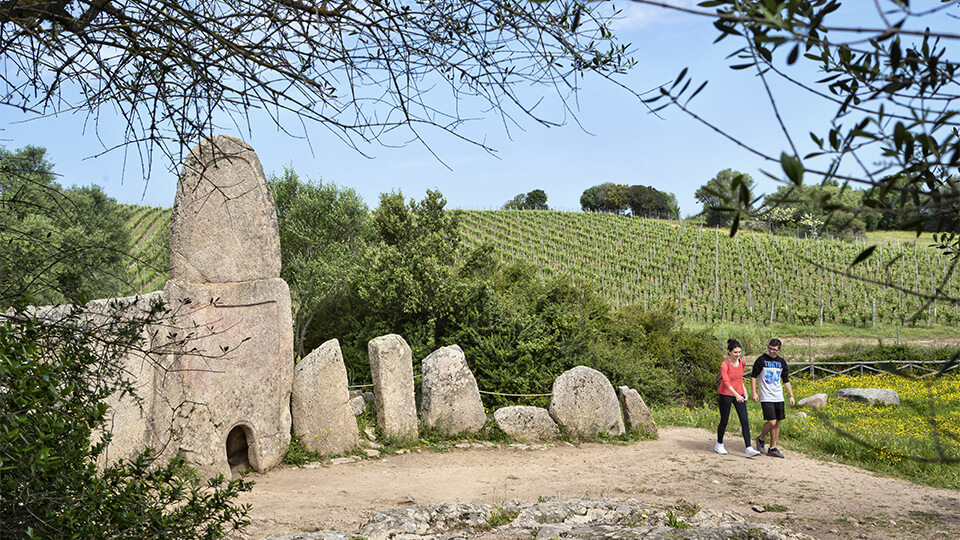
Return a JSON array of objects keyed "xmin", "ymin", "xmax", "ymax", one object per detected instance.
[
  {"xmin": 653, "ymin": 373, "xmax": 960, "ymax": 490},
  {"xmin": 689, "ymin": 321, "xmax": 960, "ymax": 360}
]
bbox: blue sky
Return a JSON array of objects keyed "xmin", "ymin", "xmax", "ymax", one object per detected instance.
[{"xmin": 0, "ymin": 2, "xmax": 922, "ymax": 216}]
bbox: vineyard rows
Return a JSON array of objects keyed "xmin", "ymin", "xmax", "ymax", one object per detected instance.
[
  {"xmin": 120, "ymin": 205, "xmax": 960, "ymax": 328},
  {"xmin": 456, "ymin": 210, "xmax": 960, "ymax": 328},
  {"xmin": 120, "ymin": 204, "xmax": 171, "ymax": 295}
]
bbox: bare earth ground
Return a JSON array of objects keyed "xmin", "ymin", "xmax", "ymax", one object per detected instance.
[{"xmin": 236, "ymin": 426, "xmax": 960, "ymax": 540}]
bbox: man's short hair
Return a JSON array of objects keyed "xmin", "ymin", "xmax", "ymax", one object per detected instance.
[{"xmin": 768, "ymin": 338, "xmax": 782, "ymax": 348}]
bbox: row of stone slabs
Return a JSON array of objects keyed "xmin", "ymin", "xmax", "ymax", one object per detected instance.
[{"xmin": 289, "ymin": 334, "xmax": 658, "ymax": 458}]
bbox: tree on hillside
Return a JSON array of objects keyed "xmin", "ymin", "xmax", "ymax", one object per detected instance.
[
  {"xmin": 763, "ymin": 180, "xmax": 875, "ymax": 237},
  {"xmin": 580, "ymin": 182, "xmax": 628, "ymax": 213},
  {"xmin": 503, "ymin": 189, "xmax": 549, "ymax": 210},
  {"xmin": 2, "ymin": 0, "xmax": 633, "ymax": 176},
  {"xmin": 623, "ymin": 185, "xmax": 679, "ymax": 218},
  {"xmin": 0, "ymin": 146, "xmax": 131, "ymax": 307},
  {"xmin": 269, "ymin": 168, "xmax": 372, "ymax": 359},
  {"xmin": 694, "ymin": 169, "xmax": 756, "ymax": 227}
]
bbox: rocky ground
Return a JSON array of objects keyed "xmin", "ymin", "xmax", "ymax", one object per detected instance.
[{"xmin": 234, "ymin": 426, "xmax": 960, "ymax": 539}]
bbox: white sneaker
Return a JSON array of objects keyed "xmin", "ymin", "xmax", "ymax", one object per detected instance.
[
  {"xmin": 715, "ymin": 443, "xmax": 728, "ymax": 455},
  {"xmin": 746, "ymin": 447, "xmax": 762, "ymax": 458}
]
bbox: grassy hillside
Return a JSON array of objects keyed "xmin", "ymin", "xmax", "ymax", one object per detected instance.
[
  {"xmin": 120, "ymin": 205, "xmax": 960, "ymax": 330},
  {"xmin": 456, "ymin": 210, "xmax": 960, "ymax": 329}
]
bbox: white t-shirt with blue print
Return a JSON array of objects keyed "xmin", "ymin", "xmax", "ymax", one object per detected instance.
[{"xmin": 751, "ymin": 353, "xmax": 790, "ymax": 403}]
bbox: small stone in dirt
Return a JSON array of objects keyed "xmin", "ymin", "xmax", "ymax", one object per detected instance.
[
  {"xmin": 752, "ymin": 505, "xmax": 765, "ymax": 513},
  {"xmin": 456, "ymin": 443, "xmax": 472, "ymax": 449},
  {"xmin": 330, "ymin": 457, "xmax": 356, "ymax": 465},
  {"xmin": 712, "ymin": 480, "xmax": 720, "ymax": 484},
  {"xmin": 536, "ymin": 523, "xmax": 572, "ymax": 539},
  {"xmin": 364, "ymin": 427, "xmax": 377, "ymax": 441},
  {"xmin": 399, "ymin": 495, "xmax": 416, "ymax": 504},
  {"xmin": 363, "ymin": 449, "xmax": 380, "ymax": 458}
]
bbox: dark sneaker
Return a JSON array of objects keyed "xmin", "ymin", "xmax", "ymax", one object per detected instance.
[
  {"xmin": 767, "ymin": 447, "xmax": 785, "ymax": 458},
  {"xmin": 756, "ymin": 437, "xmax": 765, "ymax": 453}
]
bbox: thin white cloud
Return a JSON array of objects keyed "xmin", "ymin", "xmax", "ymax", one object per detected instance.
[{"xmin": 601, "ymin": 1, "xmax": 702, "ymax": 33}]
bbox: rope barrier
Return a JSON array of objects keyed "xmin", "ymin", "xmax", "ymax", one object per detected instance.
[
  {"xmin": 349, "ymin": 384, "xmax": 549, "ymax": 397},
  {"xmin": 478, "ymin": 390, "xmax": 552, "ymax": 398}
]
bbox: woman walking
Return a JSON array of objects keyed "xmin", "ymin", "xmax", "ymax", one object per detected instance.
[{"xmin": 716, "ymin": 339, "xmax": 762, "ymax": 458}]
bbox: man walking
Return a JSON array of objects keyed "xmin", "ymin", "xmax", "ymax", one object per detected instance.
[{"xmin": 751, "ymin": 338, "xmax": 795, "ymax": 458}]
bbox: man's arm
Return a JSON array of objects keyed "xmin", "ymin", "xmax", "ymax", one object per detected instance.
[
  {"xmin": 750, "ymin": 378, "xmax": 759, "ymax": 403},
  {"xmin": 784, "ymin": 381, "xmax": 795, "ymax": 406}
]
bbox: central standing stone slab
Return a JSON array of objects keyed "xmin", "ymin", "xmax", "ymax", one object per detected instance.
[
  {"xmin": 157, "ymin": 135, "xmax": 293, "ymax": 478},
  {"xmin": 368, "ymin": 334, "xmax": 418, "ymax": 442}
]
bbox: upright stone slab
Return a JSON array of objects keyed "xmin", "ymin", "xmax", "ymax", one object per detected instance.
[
  {"xmin": 549, "ymin": 366, "xmax": 624, "ymax": 439},
  {"xmin": 158, "ymin": 135, "xmax": 293, "ymax": 478},
  {"xmin": 368, "ymin": 334, "xmax": 418, "ymax": 442},
  {"xmin": 618, "ymin": 386, "xmax": 657, "ymax": 436},
  {"xmin": 420, "ymin": 345, "xmax": 486, "ymax": 435},
  {"xmin": 292, "ymin": 339, "xmax": 359, "ymax": 455}
]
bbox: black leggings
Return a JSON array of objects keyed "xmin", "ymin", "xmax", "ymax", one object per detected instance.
[{"xmin": 717, "ymin": 394, "xmax": 752, "ymax": 447}]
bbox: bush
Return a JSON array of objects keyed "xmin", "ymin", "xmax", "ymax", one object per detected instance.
[{"xmin": 0, "ymin": 305, "xmax": 251, "ymax": 539}]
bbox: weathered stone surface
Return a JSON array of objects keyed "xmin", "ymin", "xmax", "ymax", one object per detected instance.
[
  {"xmin": 419, "ymin": 345, "xmax": 486, "ymax": 435},
  {"xmin": 797, "ymin": 393, "xmax": 829, "ymax": 409},
  {"xmin": 157, "ymin": 277, "xmax": 293, "ymax": 478},
  {"xmin": 368, "ymin": 334, "xmax": 418, "ymax": 442},
  {"xmin": 27, "ymin": 292, "xmax": 166, "ymax": 468},
  {"xmin": 292, "ymin": 339, "xmax": 359, "ymax": 455},
  {"xmin": 268, "ymin": 532, "xmax": 353, "ymax": 540},
  {"xmin": 260, "ymin": 498, "xmax": 815, "ymax": 540},
  {"xmin": 97, "ymin": 293, "xmax": 166, "ymax": 466},
  {"xmin": 350, "ymin": 395, "xmax": 367, "ymax": 416},
  {"xmin": 169, "ymin": 135, "xmax": 281, "ymax": 283},
  {"xmin": 493, "ymin": 406, "xmax": 559, "ymax": 441},
  {"xmin": 618, "ymin": 386, "xmax": 657, "ymax": 435},
  {"xmin": 549, "ymin": 366, "xmax": 625, "ymax": 438},
  {"xmin": 837, "ymin": 388, "xmax": 900, "ymax": 406}
]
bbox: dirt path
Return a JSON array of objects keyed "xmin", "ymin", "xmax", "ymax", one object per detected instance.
[{"xmin": 237, "ymin": 427, "xmax": 960, "ymax": 539}]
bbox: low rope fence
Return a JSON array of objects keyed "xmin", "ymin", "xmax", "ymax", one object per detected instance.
[
  {"xmin": 349, "ymin": 384, "xmax": 551, "ymax": 398},
  {"xmin": 788, "ymin": 360, "xmax": 960, "ymax": 380}
]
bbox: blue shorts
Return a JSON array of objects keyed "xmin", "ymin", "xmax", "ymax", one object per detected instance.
[{"xmin": 761, "ymin": 401, "xmax": 786, "ymax": 421}]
